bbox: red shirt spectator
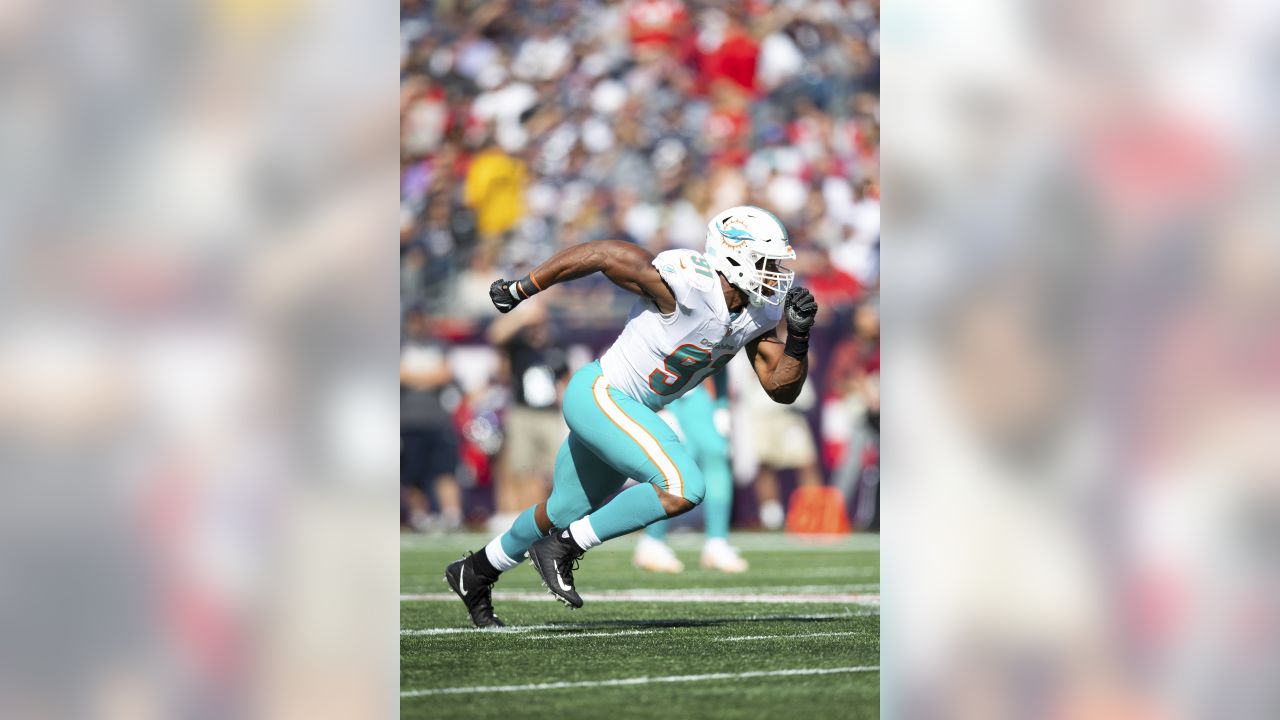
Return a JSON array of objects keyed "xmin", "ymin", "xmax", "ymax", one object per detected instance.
[
  {"xmin": 701, "ymin": 22, "xmax": 760, "ymax": 96},
  {"xmin": 806, "ymin": 263, "xmax": 863, "ymax": 311},
  {"xmin": 627, "ymin": 0, "xmax": 688, "ymax": 54},
  {"xmin": 825, "ymin": 303, "xmax": 881, "ymax": 397}
]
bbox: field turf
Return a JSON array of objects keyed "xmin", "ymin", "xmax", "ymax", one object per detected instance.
[{"xmin": 401, "ymin": 532, "xmax": 879, "ymax": 719}]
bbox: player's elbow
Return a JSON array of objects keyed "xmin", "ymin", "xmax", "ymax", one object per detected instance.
[
  {"xmin": 767, "ymin": 385, "xmax": 801, "ymax": 405},
  {"xmin": 585, "ymin": 241, "xmax": 626, "ymax": 278},
  {"xmin": 596, "ymin": 241, "xmax": 642, "ymax": 273}
]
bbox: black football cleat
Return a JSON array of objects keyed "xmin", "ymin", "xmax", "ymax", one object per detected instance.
[
  {"xmin": 443, "ymin": 553, "xmax": 505, "ymax": 628},
  {"xmin": 527, "ymin": 528, "xmax": 586, "ymax": 608}
]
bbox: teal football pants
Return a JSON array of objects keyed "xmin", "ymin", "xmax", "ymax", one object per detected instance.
[
  {"xmin": 498, "ymin": 362, "xmax": 705, "ymax": 559},
  {"xmin": 645, "ymin": 385, "xmax": 733, "ymax": 541}
]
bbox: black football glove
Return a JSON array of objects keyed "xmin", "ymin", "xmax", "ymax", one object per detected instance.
[
  {"xmin": 784, "ymin": 287, "xmax": 818, "ymax": 336},
  {"xmin": 489, "ymin": 279, "xmax": 521, "ymax": 314}
]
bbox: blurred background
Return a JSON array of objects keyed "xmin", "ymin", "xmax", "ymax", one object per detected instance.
[{"xmin": 399, "ymin": 0, "xmax": 881, "ymax": 536}]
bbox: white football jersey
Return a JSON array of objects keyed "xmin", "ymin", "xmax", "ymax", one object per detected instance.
[{"xmin": 599, "ymin": 249, "xmax": 782, "ymax": 409}]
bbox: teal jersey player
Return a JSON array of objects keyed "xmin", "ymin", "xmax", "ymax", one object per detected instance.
[
  {"xmin": 635, "ymin": 369, "xmax": 746, "ymax": 573},
  {"xmin": 444, "ymin": 206, "xmax": 819, "ymax": 627}
]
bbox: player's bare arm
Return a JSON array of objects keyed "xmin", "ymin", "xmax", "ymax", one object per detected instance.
[
  {"xmin": 746, "ymin": 287, "xmax": 819, "ymax": 404},
  {"xmin": 488, "ymin": 240, "xmax": 678, "ymax": 315}
]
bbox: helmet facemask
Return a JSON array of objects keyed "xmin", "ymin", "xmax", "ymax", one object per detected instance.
[
  {"xmin": 723, "ymin": 251, "xmax": 795, "ymax": 306},
  {"xmin": 752, "ymin": 255, "xmax": 796, "ymax": 306}
]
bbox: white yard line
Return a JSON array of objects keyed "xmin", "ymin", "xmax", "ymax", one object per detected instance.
[
  {"xmin": 764, "ymin": 566, "xmax": 879, "ymax": 578},
  {"xmin": 522, "ymin": 630, "xmax": 662, "ymax": 640},
  {"xmin": 716, "ymin": 630, "xmax": 868, "ymax": 642},
  {"xmin": 662, "ymin": 536, "xmax": 880, "ymax": 552},
  {"xmin": 401, "ymin": 611, "xmax": 872, "ymax": 637},
  {"xmin": 401, "ymin": 666, "xmax": 880, "ymax": 697},
  {"xmin": 402, "ymin": 624, "xmax": 562, "ymax": 636},
  {"xmin": 741, "ymin": 612, "xmax": 866, "ymax": 621},
  {"xmin": 401, "ymin": 582, "xmax": 880, "ymax": 595},
  {"xmin": 400, "ymin": 590, "xmax": 880, "ymax": 605},
  {"xmin": 404, "ymin": 581, "xmax": 879, "ymax": 592}
]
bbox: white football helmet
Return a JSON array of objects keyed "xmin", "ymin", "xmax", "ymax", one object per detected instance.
[{"xmin": 703, "ymin": 206, "xmax": 796, "ymax": 306}]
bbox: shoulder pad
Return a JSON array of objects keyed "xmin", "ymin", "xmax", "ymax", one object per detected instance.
[{"xmin": 653, "ymin": 249, "xmax": 718, "ymax": 310}]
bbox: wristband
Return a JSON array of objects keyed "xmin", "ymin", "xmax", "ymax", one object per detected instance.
[
  {"xmin": 512, "ymin": 273, "xmax": 542, "ymax": 301},
  {"xmin": 784, "ymin": 331, "xmax": 809, "ymax": 360}
]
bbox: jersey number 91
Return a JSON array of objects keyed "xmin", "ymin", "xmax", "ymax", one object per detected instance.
[{"xmin": 648, "ymin": 344, "xmax": 732, "ymax": 397}]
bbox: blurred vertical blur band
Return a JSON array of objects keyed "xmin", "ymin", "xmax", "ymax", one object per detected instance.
[
  {"xmin": 884, "ymin": 0, "xmax": 1280, "ymax": 718},
  {"xmin": 0, "ymin": 0, "xmax": 399, "ymax": 718}
]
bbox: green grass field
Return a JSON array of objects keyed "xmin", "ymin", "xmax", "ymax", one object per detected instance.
[{"xmin": 401, "ymin": 531, "xmax": 879, "ymax": 719}]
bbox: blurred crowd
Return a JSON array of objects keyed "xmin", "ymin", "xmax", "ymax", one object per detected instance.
[{"xmin": 400, "ymin": 0, "xmax": 880, "ymax": 532}]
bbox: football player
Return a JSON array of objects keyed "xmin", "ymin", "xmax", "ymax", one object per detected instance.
[
  {"xmin": 444, "ymin": 206, "xmax": 818, "ymax": 627},
  {"xmin": 634, "ymin": 369, "xmax": 745, "ymax": 573}
]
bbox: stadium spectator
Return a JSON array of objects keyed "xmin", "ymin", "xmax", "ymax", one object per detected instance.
[
  {"xmin": 827, "ymin": 177, "xmax": 880, "ymax": 284},
  {"xmin": 463, "ymin": 138, "xmax": 528, "ymax": 251},
  {"xmin": 627, "ymin": 0, "xmax": 690, "ymax": 62},
  {"xmin": 401, "ymin": 77, "xmax": 448, "ymax": 157},
  {"xmin": 450, "ymin": 245, "xmax": 505, "ymax": 320},
  {"xmin": 401, "ymin": 308, "xmax": 464, "ymax": 532},
  {"xmin": 700, "ymin": 11, "xmax": 760, "ymax": 98},
  {"xmin": 742, "ymin": 343, "xmax": 823, "ymax": 530},
  {"xmin": 486, "ymin": 303, "xmax": 570, "ymax": 532},
  {"xmin": 826, "ymin": 297, "xmax": 881, "ymax": 528}
]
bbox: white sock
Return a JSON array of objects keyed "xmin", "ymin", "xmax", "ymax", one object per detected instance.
[
  {"xmin": 760, "ymin": 500, "xmax": 785, "ymax": 530},
  {"xmin": 484, "ymin": 537, "xmax": 524, "ymax": 572},
  {"xmin": 704, "ymin": 537, "xmax": 730, "ymax": 555},
  {"xmin": 441, "ymin": 508, "xmax": 462, "ymax": 529},
  {"xmin": 567, "ymin": 517, "xmax": 602, "ymax": 551}
]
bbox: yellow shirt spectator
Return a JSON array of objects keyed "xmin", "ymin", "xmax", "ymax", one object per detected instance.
[{"xmin": 463, "ymin": 146, "xmax": 527, "ymax": 237}]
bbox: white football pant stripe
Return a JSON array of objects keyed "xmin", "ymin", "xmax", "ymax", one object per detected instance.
[{"xmin": 591, "ymin": 376, "xmax": 683, "ymax": 497}]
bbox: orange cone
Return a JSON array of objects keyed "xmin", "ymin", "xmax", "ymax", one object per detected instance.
[{"xmin": 785, "ymin": 486, "xmax": 851, "ymax": 535}]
